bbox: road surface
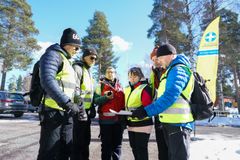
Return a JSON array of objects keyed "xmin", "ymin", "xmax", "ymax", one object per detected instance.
[{"xmin": 0, "ymin": 113, "xmax": 239, "ymax": 160}]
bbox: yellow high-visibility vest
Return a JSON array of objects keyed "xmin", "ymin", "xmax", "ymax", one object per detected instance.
[
  {"xmin": 124, "ymin": 84, "xmax": 151, "ymax": 122},
  {"xmin": 45, "ymin": 53, "xmax": 76, "ymax": 110},
  {"xmin": 157, "ymin": 65, "xmax": 194, "ymax": 123},
  {"xmin": 80, "ymin": 67, "xmax": 94, "ymax": 109},
  {"xmin": 149, "ymin": 70, "xmax": 156, "ymax": 98}
]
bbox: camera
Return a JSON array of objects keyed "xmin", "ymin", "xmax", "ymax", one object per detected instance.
[{"xmin": 107, "ymin": 91, "xmax": 112, "ymax": 96}]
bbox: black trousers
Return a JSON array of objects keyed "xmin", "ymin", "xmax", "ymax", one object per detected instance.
[
  {"xmin": 37, "ymin": 110, "xmax": 73, "ymax": 160},
  {"xmin": 128, "ymin": 131, "xmax": 150, "ymax": 160},
  {"xmin": 71, "ymin": 117, "xmax": 91, "ymax": 160},
  {"xmin": 162, "ymin": 124, "xmax": 191, "ymax": 160},
  {"xmin": 100, "ymin": 123, "xmax": 124, "ymax": 160},
  {"xmin": 154, "ymin": 117, "xmax": 169, "ymax": 160}
]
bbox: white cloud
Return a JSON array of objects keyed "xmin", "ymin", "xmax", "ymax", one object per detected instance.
[{"xmin": 111, "ymin": 36, "xmax": 132, "ymax": 52}]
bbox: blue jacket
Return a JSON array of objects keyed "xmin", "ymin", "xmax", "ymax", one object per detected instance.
[
  {"xmin": 39, "ymin": 43, "xmax": 72, "ymax": 107},
  {"xmin": 145, "ymin": 54, "xmax": 193, "ymax": 129}
]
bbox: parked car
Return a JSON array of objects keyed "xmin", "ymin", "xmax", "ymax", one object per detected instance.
[
  {"xmin": 22, "ymin": 93, "xmax": 39, "ymax": 113},
  {"xmin": 0, "ymin": 91, "xmax": 28, "ymax": 117},
  {"xmin": 27, "ymin": 101, "xmax": 39, "ymax": 113}
]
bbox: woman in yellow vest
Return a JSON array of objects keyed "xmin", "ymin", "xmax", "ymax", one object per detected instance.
[
  {"xmin": 125, "ymin": 67, "xmax": 153, "ymax": 160},
  {"xmin": 132, "ymin": 44, "xmax": 194, "ymax": 160}
]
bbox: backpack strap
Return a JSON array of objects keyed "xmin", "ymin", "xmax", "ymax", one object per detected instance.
[
  {"xmin": 166, "ymin": 63, "xmax": 192, "ymax": 103},
  {"xmin": 180, "ymin": 91, "xmax": 191, "ymax": 104},
  {"xmin": 166, "ymin": 63, "xmax": 191, "ymax": 77}
]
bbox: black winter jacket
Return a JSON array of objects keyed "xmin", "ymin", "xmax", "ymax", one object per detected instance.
[{"xmin": 39, "ymin": 43, "xmax": 72, "ymax": 107}]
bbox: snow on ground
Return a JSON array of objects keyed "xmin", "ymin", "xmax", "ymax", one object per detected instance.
[
  {"xmin": 196, "ymin": 116, "xmax": 240, "ymax": 127},
  {"xmin": 196, "ymin": 107, "xmax": 240, "ymax": 127},
  {"xmin": 191, "ymin": 109, "xmax": 240, "ymax": 160},
  {"xmin": 1, "ymin": 111, "xmax": 240, "ymax": 160},
  {"xmin": 190, "ymin": 133, "xmax": 240, "ymax": 160}
]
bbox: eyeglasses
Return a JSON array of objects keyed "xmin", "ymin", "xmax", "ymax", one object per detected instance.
[{"xmin": 90, "ymin": 56, "xmax": 97, "ymax": 61}]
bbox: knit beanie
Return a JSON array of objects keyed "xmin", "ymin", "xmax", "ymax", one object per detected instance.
[
  {"xmin": 82, "ymin": 47, "xmax": 98, "ymax": 58},
  {"xmin": 60, "ymin": 28, "xmax": 81, "ymax": 47},
  {"xmin": 157, "ymin": 44, "xmax": 176, "ymax": 57}
]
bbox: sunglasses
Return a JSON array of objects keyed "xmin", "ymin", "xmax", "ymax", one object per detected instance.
[
  {"xmin": 90, "ymin": 56, "xmax": 97, "ymax": 60},
  {"xmin": 74, "ymin": 46, "xmax": 80, "ymax": 52}
]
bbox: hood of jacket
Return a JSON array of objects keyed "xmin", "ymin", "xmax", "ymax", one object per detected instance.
[
  {"xmin": 168, "ymin": 54, "xmax": 191, "ymax": 69},
  {"xmin": 73, "ymin": 60, "xmax": 90, "ymax": 69},
  {"xmin": 45, "ymin": 43, "xmax": 71, "ymax": 59}
]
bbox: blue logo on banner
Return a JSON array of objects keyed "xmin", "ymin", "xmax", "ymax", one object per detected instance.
[{"xmin": 205, "ymin": 32, "xmax": 217, "ymax": 42}]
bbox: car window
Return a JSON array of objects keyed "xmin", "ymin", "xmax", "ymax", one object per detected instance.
[{"xmin": 7, "ymin": 93, "xmax": 24, "ymax": 100}]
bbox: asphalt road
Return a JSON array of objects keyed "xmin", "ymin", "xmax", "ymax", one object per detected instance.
[{"xmin": 0, "ymin": 113, "xmax": 239, "ymax": 160}]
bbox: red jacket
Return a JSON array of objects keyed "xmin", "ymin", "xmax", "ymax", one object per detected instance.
[{"xmin": 98, "ymin": 78, "xmax": 125, "ymax": 122}]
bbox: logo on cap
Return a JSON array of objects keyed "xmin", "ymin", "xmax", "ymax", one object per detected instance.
[{"xmin": 73, "ymin": 34, "xmax": 80, "ymax": 40}]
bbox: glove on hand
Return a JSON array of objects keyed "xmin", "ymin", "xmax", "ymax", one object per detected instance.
[
  {"xmin": 131, "ymin": 107, "xmax": 148, "ymax": 119},
  {"xmin": 78, "ymin": 105, "xmax": 88, "ymax": 120},
  {"xmin": 64, "ymin": 101, "xmax": 80, "ymax": 116},
  {"xmin": 88, "ymin": 104, "xmax": 97, "ymax": 119}
]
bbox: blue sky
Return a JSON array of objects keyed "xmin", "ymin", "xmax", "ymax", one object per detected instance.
[{"xmin": 7, "ymin": 0, "xmax": 156, "ymax": 87}]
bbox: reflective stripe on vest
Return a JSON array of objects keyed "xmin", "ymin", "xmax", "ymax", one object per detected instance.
[
  {"xmin": 157, "ymin": 65, "xmax": 194, "ymax": 123},
  {"xmin": 124, "ymin": 84, "xmax": 150, "ymax": 122},
  {"xmin": 80, "ymin": 67, "xmax": 94, "ymax": 109},
  {"xmin": 45, "ymin": 53, "xmax": 76, "ymax": 110}
]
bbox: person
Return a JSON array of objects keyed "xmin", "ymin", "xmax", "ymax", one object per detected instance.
[
  {"xmin": 132, "ymin": 44, "xmax": 194, "ymax": 160},
  {"xmin": 37, "ymin": 28, "xmax": 84, "ymax": 160},
  {"xmin": 71, "ymin": 47, "xmax": 97, "ymax": 160},
  {"xmin": 149, "ymin": 46, "xmax": 168, "ymax": 160},
  {"xmin": 125, "ymin": 67, "xmax": 153, "ymax": 160},
  {"xmin": 94, "ymin": 66, "xmax": 125, "ymax": 160}
]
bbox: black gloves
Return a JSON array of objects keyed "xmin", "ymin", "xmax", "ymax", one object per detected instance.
[
  {"xmin": 64, "ymin": 101, "xmax": 80, "ymax": 116},
  {"xmin": 87, "ymin": 103, "xmax": 97, "ymax": 119},
  {"xmin": 131, "ymin": 107, "xmax": 148, "ymax": 119}
]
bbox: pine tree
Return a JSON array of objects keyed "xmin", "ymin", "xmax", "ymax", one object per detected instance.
[
  {"xmin": 0, "ymin": 0, "xmax": 40, "ymax": 90},
  {"xmin": 16, "ymin": 75, "xmax": 23, "ymax": 91},
  {"xmin": 201, "ymin": 0, "xmax": 220, "ymax": 30},
  {"xmin": 8, "ymin": 75, "xmax": 16, "ymax": 91},
  {"xmin": 8, "ymin": 82, "xmax": 16, "ymax": 92},
  {"xmin": 218, "ymin": 8, "xmax": 240, "ymax": 112},
  {"xmin": 147, "ymin": 0, "xmax": 188, "ymax": 53},
  {"xmin": 182, "ymin": 0, "xmax": 204, "ymax": 63},
  {"xmin": 82, "ymin": 11, "xmax": 119, "ymax": 78}
]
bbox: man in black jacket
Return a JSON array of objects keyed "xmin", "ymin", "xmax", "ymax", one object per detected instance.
[{"xmin": 37, "ymin": 28, "xmax": 84, "ymax": 160}]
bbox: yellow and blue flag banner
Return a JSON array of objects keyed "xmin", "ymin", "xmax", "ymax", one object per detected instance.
[{"xmin": 196, "ymin": 17, "xmax": 220, "ymax": 103}]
